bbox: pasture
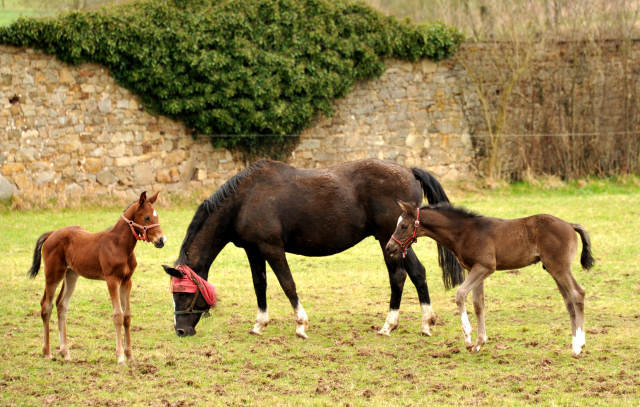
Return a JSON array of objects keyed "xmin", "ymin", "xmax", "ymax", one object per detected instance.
[{"xmin": 1, "ymin": 179, "xmax": 639, "ymax": 406}]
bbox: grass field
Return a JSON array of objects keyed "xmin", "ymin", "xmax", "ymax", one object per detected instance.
[
  {"xmin": 0, "ymin": 1, "xmax": 48, "ymax": 26},
  {"xmin": 1, "ymin": 179, "xmax": 639, "ymax": 406}
]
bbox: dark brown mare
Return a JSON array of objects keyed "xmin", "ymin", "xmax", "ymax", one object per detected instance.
[
  {"xmin": 386, "ymin": 201, "xmax": 595, "ymax": 356},
  {"xmin": 28, "ymin": 191, "xmax": 166, "ymax": 364},
  {"xmin": 162, "ymin": 159, "xmax": 464, "ymax": 338}
]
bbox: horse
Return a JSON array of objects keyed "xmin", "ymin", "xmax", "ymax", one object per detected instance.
[
  {"xmin": 162, "ymin": 159, "xmax": 464, "ymax": 338},
  {"xmin": 385, "ymin": 200, "xmax": 595, "ymax": 356},
  {"xmin": 27, "ymin": 191, "xmax": 167, "ymax": 364}
]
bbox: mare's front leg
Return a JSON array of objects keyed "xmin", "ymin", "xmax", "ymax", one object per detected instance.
[
  {"xmin": 378, "ymin": 250, "xmax": 407, "ymax": 336},
  {"xmin": 261, "ymin": 245, "xmax": 308, "ymax": 339},
  {"xmin": 455, "ymin": 264, "xmax": 492, "ymax": 352},
  {"xmin": 402, "ymin": 248, "xmax": 435, "ymax": 336},
  {"xmin": 106, "ymin": 274, "xmax": 126, "ymax": 364},
  {"xmin": 245, "ymin": 247, "xmax": 270, "ymax": 335},
  {"xmin": 56, "ymin": 269, "xmax": 79, "ymax": 361}
]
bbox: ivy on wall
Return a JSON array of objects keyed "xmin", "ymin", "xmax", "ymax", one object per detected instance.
[{"xmin": 0, "ymin": 0, "xmax": 463, "ymax": 157}]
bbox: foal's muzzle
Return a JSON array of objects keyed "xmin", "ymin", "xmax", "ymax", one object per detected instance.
[{"xmin": 153, "ymin": 235, "xmax": 167, "ymax": 248}]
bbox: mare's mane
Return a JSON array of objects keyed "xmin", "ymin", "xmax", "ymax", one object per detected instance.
[
  {"xmin": 176, "ymin": 160, "xmax": 267, "ymax": 263},
  {"xmin": 422, "ymin": 202, "xmax": 481, "ymax": 219}
]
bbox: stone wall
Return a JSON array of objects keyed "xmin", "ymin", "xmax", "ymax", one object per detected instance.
[{"xmin": 0, "ymin": 45, "xmax": 476, "ymax": 202}]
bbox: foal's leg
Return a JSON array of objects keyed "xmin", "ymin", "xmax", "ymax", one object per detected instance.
[
  {"xmin": 262, "ymin": 246, "xmax": 308, "ymax": 339},
  {"xmin": 119, "ymin": 278, "xmax": 134, "ymax": 362},
  {"xmin": 56, "ymin": 269, "xmax": 79, "ymax": 361},
  {"xmin": 106, "ymin": 275, "xmax": 126, "ymax": 364},
  {"xmin": 472, "ymin": 281, "xmax": 487, "ymax": 352},
  {"xmin": 378, "ymin": 253, "xmax": 407, "ymax": 336},
  {"xmin": 402, "ymin": 248, "xmax": 436, "ymax": 336},
  {"xmin": 245, "ymin": 247, "xmax": 270, "ymax": 335},
  {"xmin": 454, "ymin": 264, "xmax": 492, "ymax": 352},
  {"xmin": 550, "ymin": 270, "xmax": 586, "ymax": 356},
  {"xmin": 41, "ymin": 263, "xmax": 66, "ymax": 360}
]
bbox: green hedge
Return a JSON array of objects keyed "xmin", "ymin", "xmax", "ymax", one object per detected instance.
[{"xmin": 0, "ymin": 0, "xmax": 463, "ymax": 156}]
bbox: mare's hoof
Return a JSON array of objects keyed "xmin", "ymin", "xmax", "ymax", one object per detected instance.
[
  {"xmin": 248, "ymin": 329, "xmax": 262, "ymax": 336},
  {"xmin": 295, "ymin": 332, "xmax": 308, "ymax": 339}
]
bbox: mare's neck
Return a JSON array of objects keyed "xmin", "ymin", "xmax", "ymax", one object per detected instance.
[{"xmin": 177, "ymin": 205, "xmax": 233, "ymax": 280}]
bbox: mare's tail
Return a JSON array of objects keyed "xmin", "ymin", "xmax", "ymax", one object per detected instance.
[
  {"xmin": 28, "ymin": 232, "xmax": 53, "ymax": 279},
  {"xmin": 572, "ymin": 224, "xmax": 595, "ymax": 270},
  {"xmin": 411, "ymin": 167, "xmax": 465, "ymax": 289}
]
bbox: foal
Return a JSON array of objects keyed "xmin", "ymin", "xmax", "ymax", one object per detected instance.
[
  {"xmin": 28, "ymin": 191, "xmax": 166, "ymax": 364},
  {"xmin": 386, "ymin": 201, "xmax": 594, "ymax": 357}
]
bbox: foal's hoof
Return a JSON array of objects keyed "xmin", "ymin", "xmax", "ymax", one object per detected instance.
[{"xmin": 295, "ymin": 331, "xmax": 308, "ymax": 339}]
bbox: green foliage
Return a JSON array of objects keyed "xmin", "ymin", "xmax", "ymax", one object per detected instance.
[{"xmin": 0, "ymin": 0, "xmax": 463, "ymax": 156}]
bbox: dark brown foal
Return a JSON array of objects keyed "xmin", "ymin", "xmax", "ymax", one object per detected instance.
[
  {"xmin": 28, "ymin": 191, "xmax": 166, "ymax": 364},
  {"xmin": 386, "ymin": 201, "xmax": 594, "ymax": 357}
]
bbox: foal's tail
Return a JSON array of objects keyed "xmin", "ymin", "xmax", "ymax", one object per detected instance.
[
  {"xmin": 28, "ymin": 232, "xmax": 53, "ymax": 279},
  {"xmin": 412, "ymin": 167, "xmax": 465, "ymax": 289},
  {"xmin": 572, "ymin": 224, "xmax": 595, "ymax": 270}
]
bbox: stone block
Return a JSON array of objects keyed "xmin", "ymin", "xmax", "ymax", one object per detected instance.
[
  {"xmin": 1, "ymin": 162, "xmax": 25, "ymax": 175},
  {"xmin": 0, "ymin": 175, "xmax": 14, "ymax": 200}
]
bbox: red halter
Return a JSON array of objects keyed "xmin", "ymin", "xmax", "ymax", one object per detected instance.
[
  {"xmin": 391, "ymin": 207, "xmax": 420, "ymax": 258},
  {"xmin": 121, "ymin": 214, "xmax": 160, "ymax": 242}
]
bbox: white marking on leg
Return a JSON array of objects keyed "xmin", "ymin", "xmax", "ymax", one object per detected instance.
[
  {"xmin": 250, "ymin": 309, "xmax": 269, "ymax": 335},
  {"xmin": 577, "ymin": 327, "xmax": 585, "ymax": 348},
  {"xmin": 461, "ymin": 311, "xmax": 472, "ymax": 335},
  {"xmin": 295, "ymin": 303, "xmax": 308, "ymax": 339},
  {"xmin": 420, "ymin": 304, "xmax": 435, "ymax": 336},
  {"xmin": 378, "ymin": 309, "xmax": 399, "ymax": 336},
  {"xmin": 572, "ymin": 327, "xmax": 585, "ymax": 356}
]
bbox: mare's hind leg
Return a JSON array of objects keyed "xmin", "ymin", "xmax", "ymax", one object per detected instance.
[
  {"xmin": 402, "ymin": 247, "xmax": 436, "ymax": 336},
  {"xmin": 378, "ymin": 246, "xmax": 407, "ymax": 336},
  {"xmin": 245, "ymin": 247, "xmax": 270, "ymax": 335},
  {"xmin": 56, "ymin": 269, "xmax": 79, "ymax": 361},
  {"xmin": 261, "ymin": 245, "xmax": 308, "ymax": 339}
]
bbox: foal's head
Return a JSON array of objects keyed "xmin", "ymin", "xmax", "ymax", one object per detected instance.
[
  {"xmin": 385, "ymin": 200, "xmax": 421, "ymax": 258},
  {"xmin": 123, "ymin": 191, "xmax": 167, "ymax": 248}
]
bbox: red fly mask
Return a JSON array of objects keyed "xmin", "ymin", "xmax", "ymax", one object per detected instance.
[{"xmin": 171, "ymin": 265, "xmax": 217, "ymax": 316}]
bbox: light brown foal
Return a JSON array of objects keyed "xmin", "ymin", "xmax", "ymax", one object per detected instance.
[
  {"xmin": 28, "ymin": 191, "xmax": 166, "ymax": 364},
  {"xmin": 386, "ymin": 201, "xmax": 594, "ymax": 357}
]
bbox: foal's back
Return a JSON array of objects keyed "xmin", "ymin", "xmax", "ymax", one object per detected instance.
[
  {"xmin": 43, "ymin": 225, "xmax": 122, "ymax": 281},
  {"xmin": 477, "ymin": 214, "xmax": 578, "ymax": 271}
]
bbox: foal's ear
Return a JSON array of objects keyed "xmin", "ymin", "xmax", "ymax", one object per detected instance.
[
  {"xmin": 148, "ymin": 191, "xmax": 159, "ymax": 204},
  {"xmin": 162, "ymin": 264, "xmax": 184, "ymax": 278},
  {"xmin": 397, "ymin": 200, "xmax": 411, "ymax": 214},
  {"xmin": 138, "ymin": 191, "xmax": 148, "ymax": 206}
]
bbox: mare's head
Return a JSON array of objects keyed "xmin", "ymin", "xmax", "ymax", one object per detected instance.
[
  {"xmin": 385, "ymin": 200, "xmax": 420, "ymax": 258},
  {"xmin": 162, "ymin": 265, "xmax": 217, "ymax": 337},
  {"xmin": 124, "ymin": 191, "xmax": 167, "ymax": 248}
]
